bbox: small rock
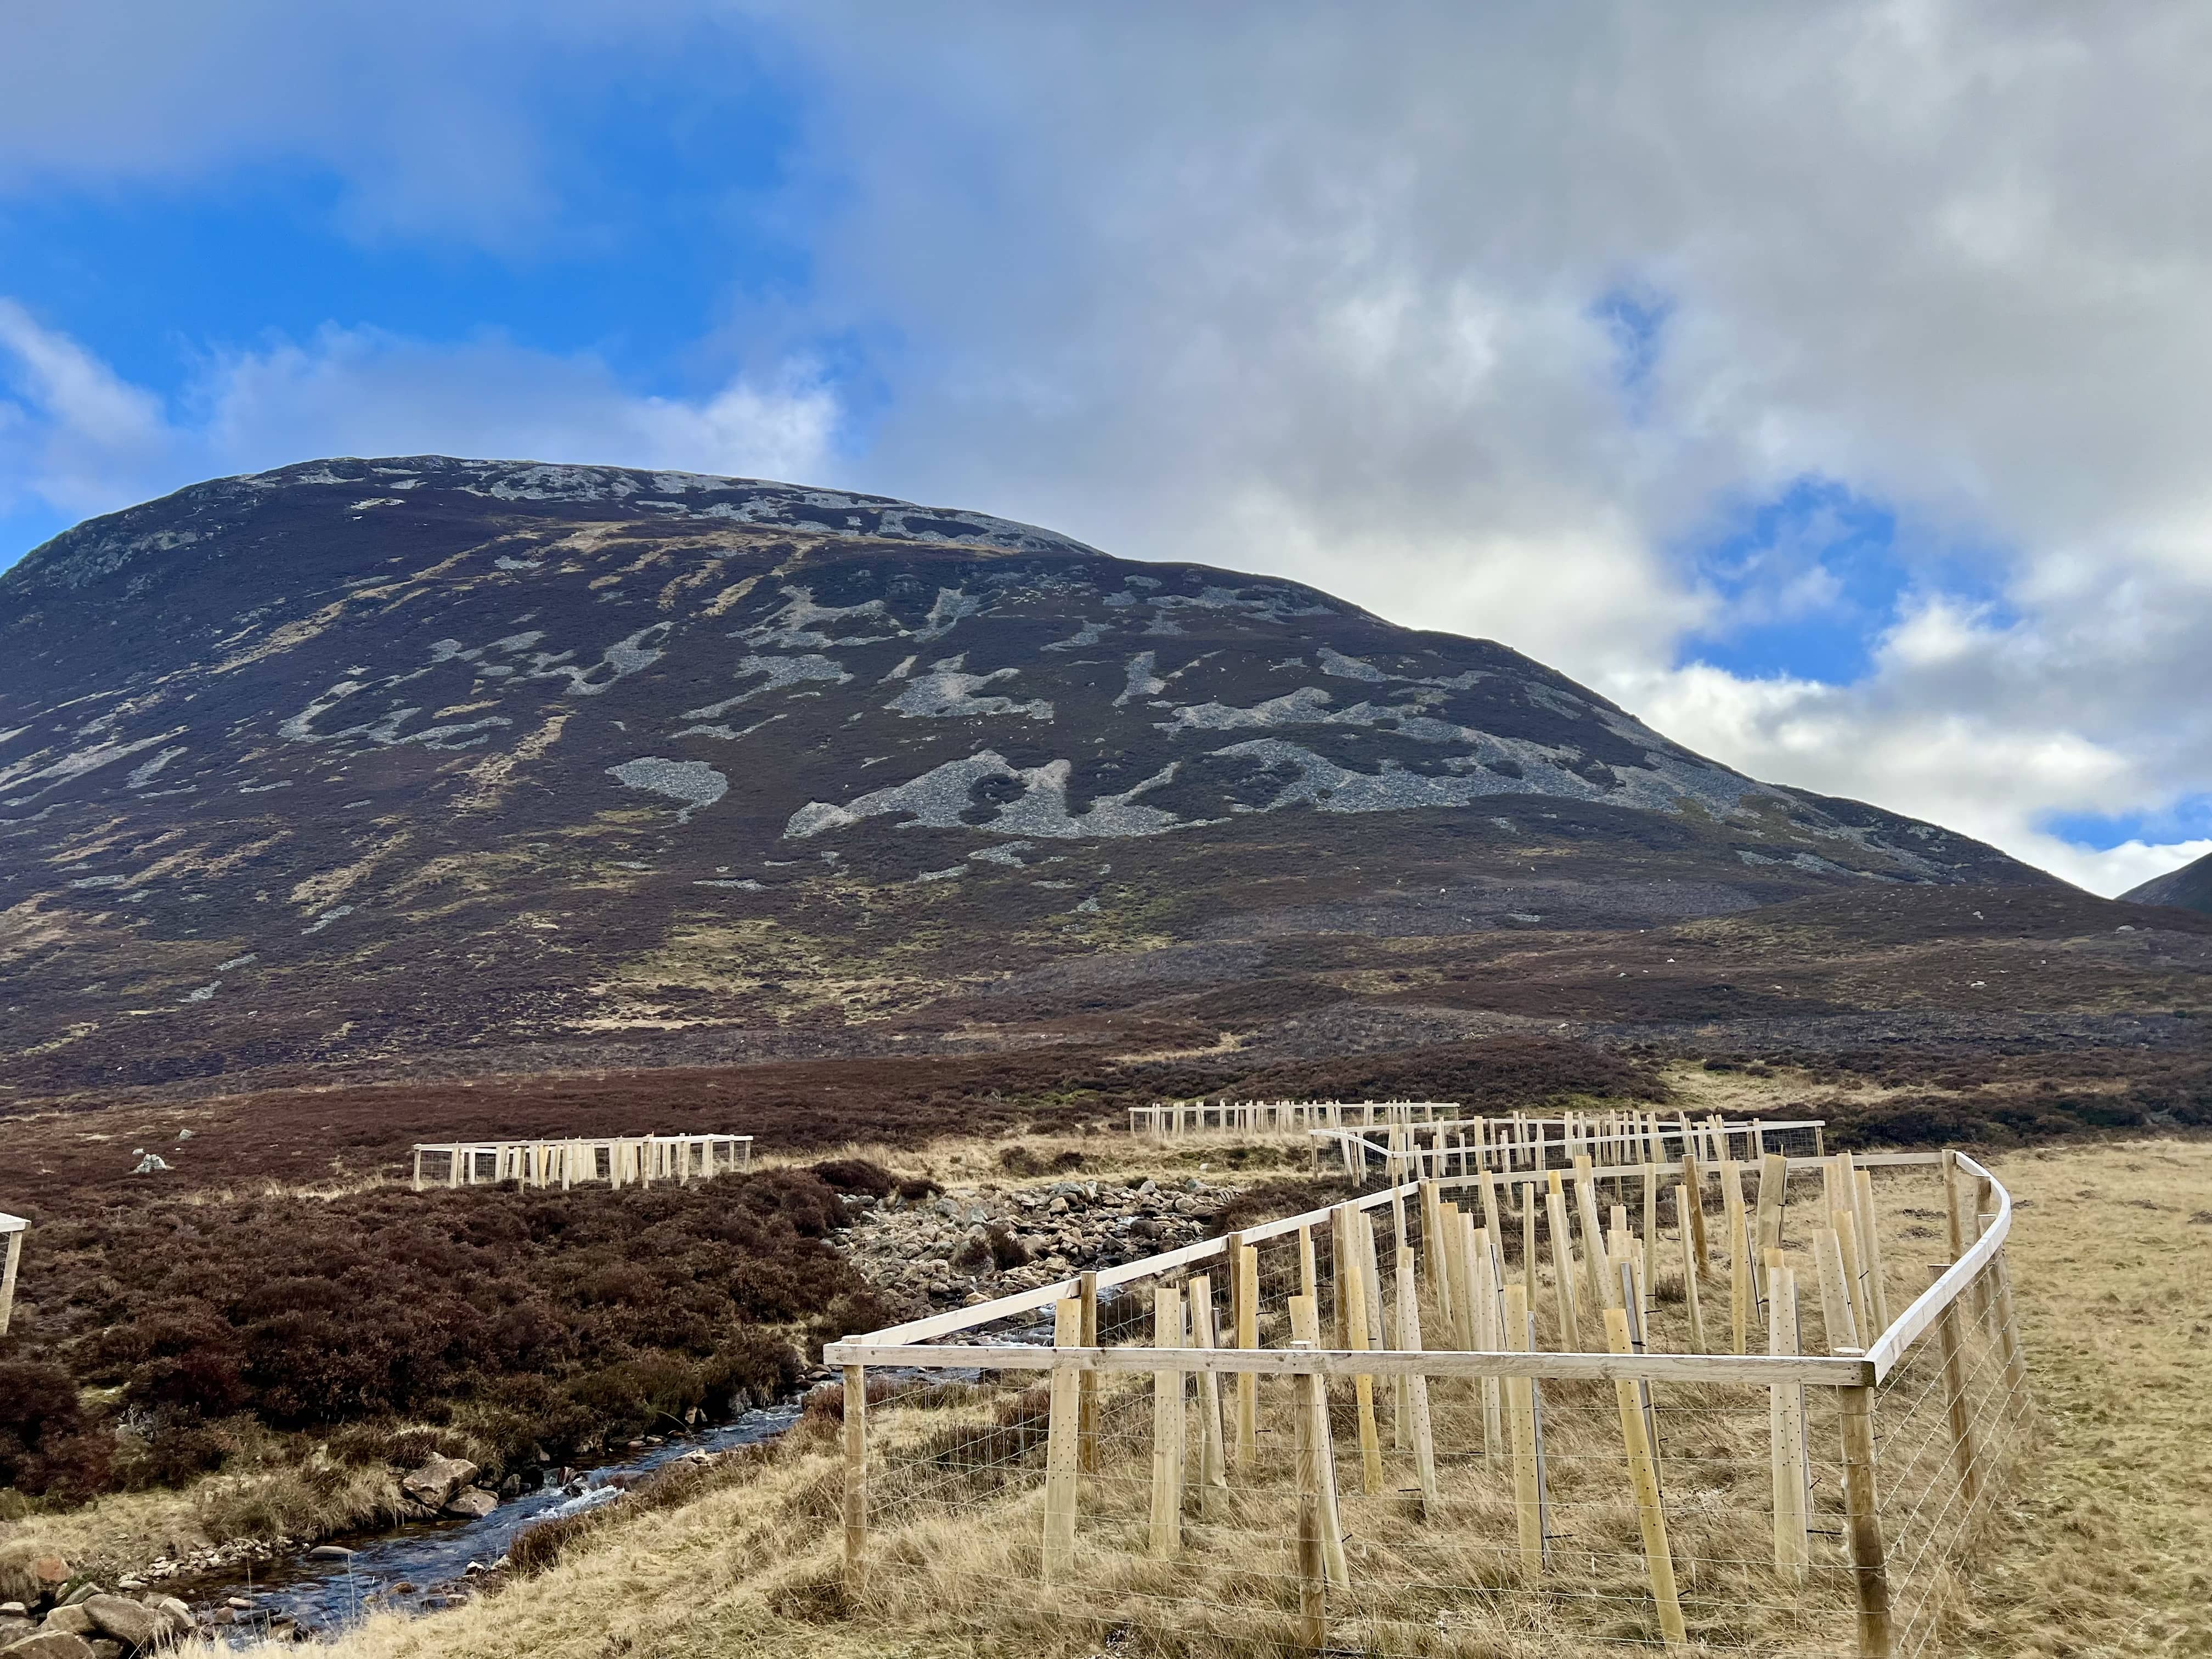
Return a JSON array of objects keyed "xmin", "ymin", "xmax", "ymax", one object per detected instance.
[
  {"xmin": 0, "ymin": 1606, "xmax": 25, "ymax": 1620},
  {"xmin": 5, "ymin": 1635, "xmax": 98, "ymax": 1659},
  {"xmin": 225, "ymin": 1599, "xmax": 254, "ymax": 1613},
  {"xmin": 304, "ymin": 1546, "xmax": 355, "ymax": 1562},
  {"xmin": 80, "ymin": 1595, "xmax": 162, "ymax": 1652},
  {"xmin": 442, "ymin": 1488, "xmax": 500, "ymax": 1521},
  {"xmin": 37, "ymin": 1608, "xmax": 94, "ymax": 1638}
]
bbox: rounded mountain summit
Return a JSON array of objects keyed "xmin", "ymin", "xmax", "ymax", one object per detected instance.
[{"xmin": 0, "ymin": 457, "xmax": 2064, "ymax": 1094}]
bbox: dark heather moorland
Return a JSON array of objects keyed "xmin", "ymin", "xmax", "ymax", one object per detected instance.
[{"xmin": 2, "ymin": 460, "xmax": 2208, "ymax": 1528}]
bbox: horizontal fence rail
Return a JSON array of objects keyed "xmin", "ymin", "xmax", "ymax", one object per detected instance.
[{"xmin": 826, "ymin": 1136, "xmax": 2029, "ymax": 1659}]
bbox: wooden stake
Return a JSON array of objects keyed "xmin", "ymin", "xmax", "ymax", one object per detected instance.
[
  {"xmin": 1675, "ymin": 1185, "xmax": 1706, "ymax": 1354},
  {"xmin": 1433, "ymin": 1200, "xmax": 1462, "ymax": 1349},
  {"xmin": 1151, "ymin": 1286, "xmax": 1187, "ymax": 1558},
  {"xmin": 1992, "ymin": 1249, "xmax": 2030, "ymax": 1410},
  {"xmin": 1814, "ymin": 1228, "xmax": 1860, "ymax": 1353},
  {"xmin": 1290, "ymin": 1331, "xmax": 1330, "ymax": 1654},
  {"xmin": 1756, "ymin": 1152, "xmax": 1790, "ymax": 1282},
  {"xmin": 1680, "ymin": 1153, "xmax": 1708, "ymax": 1274},
  {"xmin": 1604, "ymin": 1306, "xmax": 1689, "ymax": 1647},
  {"xmin": 1503, "ymin": 1283, "xmax": 1544, "ymax": 1580},
  {"xmin": 842, "ymin": 1364, "xmax": 867, "ymax": 1596},
  {"xmin": 1930, "ymin": 1263, "xmax": 1980, "ymax": 1514},
  {"xmin": 1042, "ymin": 1297, "xmax": 1082, "ymax": 1583},
  {"xmin": 1288, "ymin": 1294, "xmax": 1350, "ymax": 1587},
  {"xmin": 1767, "ymin": 1263, "xmax": 1809, "ymax": 1583},
  {"xmin": 1473, "ymin": 1226, "xmax": 1505, "ymax": 1453},
  {"xmin": 1189, "ymin": 1274, "xmax": 1229, "ymax": 1515},
  {"xmin": 1575, "ymin": 1156, "xmax": 1614, "ymax": 1312},
  {"xmin": 1545, "ymin": 1178, "xmax": 1583, "ymax": 1350},
  {"xmin": 1336, "ymin": 1206, "xmax": 1384, "ymax": 1496},
  {"xmin": 1394, "ymin": 1252, "xmax": 1442, "ymax": 1517},
  {"xmin": 1077, "ymin": 1270, "xmax": 1101, "ymax": 1474},
  {"xmin": 1833, "ymin": 1205, "xmax": 1867, "ymax": 1343},
  {"xmin": 1854, "ymin": 1166, "xmax": 1892, "ymax": 1336},
  {"xmin": 1231, "ymin": 1235, "xmax": 1259, "ymax": 1470},
  {"xmin": 1642, "ymin": 1156, "xmax": 1660, "ymax": 1294},
  {"xmin": 1724, "ymin": 1161, "xmax": 1752, "ymax": 1355},
  {"xmin": 1839, "ymin": 1383, "xmax": 1893, "ymax": 1658}
]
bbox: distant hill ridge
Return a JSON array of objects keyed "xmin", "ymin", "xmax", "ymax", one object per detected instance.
[
  {"xmin": 0, "ymin": 456, "xmax": 2053, "ymax": 1093},
  {"xmin": 2123, "ymin": 850, "xmax": 2212, "ymax": 916}
]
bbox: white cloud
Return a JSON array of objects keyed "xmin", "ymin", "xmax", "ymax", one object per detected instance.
[{"xmin": 0, "ymin": 308, "xmax": 840, "ymax": 529}]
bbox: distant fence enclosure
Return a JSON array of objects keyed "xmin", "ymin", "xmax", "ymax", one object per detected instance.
[
  {"xmin": 1314, "ymin": 1109, "xmax": 1829, "ymax": 1183},
  {"xmin": 827, "ymin": 1139, "xmax": 2028, "ymax": 1659},
  {"xmin": 409, "ymin": 1133, "xmax": 752, "ymax": 1190}
]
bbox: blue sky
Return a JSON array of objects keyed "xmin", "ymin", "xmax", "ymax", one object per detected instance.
[{"xmin": 3, "ymin": 3, "xmax": 2209, "ymax": 893}]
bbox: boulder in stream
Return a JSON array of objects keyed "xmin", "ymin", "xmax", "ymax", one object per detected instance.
[
  {"xmin": 442, "ymin": 1489, "xmax": 499, "ymax": 1521},
  {"xmin": 399, "ymin": 1456, "xmax": 479, "ymax": 1511}
]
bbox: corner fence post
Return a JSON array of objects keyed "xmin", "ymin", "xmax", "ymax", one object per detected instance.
[
  {"xmin": 842, "ymin": 1363, "xmax": 867, "ymax": 1597},
  {"xmin": 1838, "ymin": 1377, "xmax": 1893, "ymax": 1659}
]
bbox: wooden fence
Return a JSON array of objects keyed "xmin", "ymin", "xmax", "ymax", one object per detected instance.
[
  {"xmin": 0, "ymin": 1212, "xmax": 24, "ymax": 1336},
  {"xmin": 826, "ymin": 1144, "xmax": 2027, "ymax": 1657},
  {"xmin": 1131, "ymin": 1100, "xmax": 1459, "ymax": 1136},
  {"xmin": 1310, "ymin": 1109, "xmax": 1829, "ymax": 1183},
  {"xmin": 409, "ymin": 1133, "xmax": 752, "ymax": 1191}
]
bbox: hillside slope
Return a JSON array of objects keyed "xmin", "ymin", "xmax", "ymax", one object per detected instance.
[
  {"xmin": 2121, "ymin": 849, "xmax": 2212, "ymax": 915},
  {"xmin": 0, "ymin": 456, "xmax": 2126, "ymax": 1097}
]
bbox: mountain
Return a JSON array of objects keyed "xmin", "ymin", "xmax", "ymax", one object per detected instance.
[
  {"xmin": 2122, "ymin": 851, "xmax": 2212, "ymax": 915},
  {"xmin": 0, "ymin": 456, "xmax": 2140, "ymax": 1101}
]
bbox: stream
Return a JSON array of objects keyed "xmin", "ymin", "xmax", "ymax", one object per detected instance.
[{"xmin": 172, "ymin": 1398, "xmax": 808, "ymax": 1644}]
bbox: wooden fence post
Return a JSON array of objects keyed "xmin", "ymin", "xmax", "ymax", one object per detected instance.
[
  {"xmin": 1472, "ymin": 1226, "xmax": 1505, "ymax": 1453},
  {"xmin": 1854, "ymin": 1167, "xmax": 1892, "ymax": 1336},
  {"xmin": 1839, "ymin": 1381, "xmax": 1893, "ymax": 1658},
  {"xmin": 1575, "ymin": 1157, "xmax": 1613, "ymax": 1312},
  {"xmin": 1151, "ymin": 1285, "xmax": 1186, "ymax": 1557},
  {"xmin": 1189, "ymin": 1273, "xmax": 1229, "ymax": 1515},
  {"xmin": 1545, "ymin": 1176, "xmax": 1583, "ymax": 1350},
  {"xmin": 1814, "ymin": 1228, "xmax": 1860, "ymax": 1353},
  {"xmin": 1930, "ymin": 1263, "xmax": 1980, "ymax": 1514},
  {"xmin": 1503, "ymin": 1283, "xmax": 1544, "ymax": 1580},
  {"xmin": 1077, "ymin": 1271, "xmax": 1101, "ymax": 1473},
  {"xmin": 1394, "ymin": 1251, "xmax": 1442, "ymax": 1517},
  {"xmin": 1675, "ymin": 1184, "xmax": 1706, "ymax": 1354},
  {"xmin": 842, "ymin": 1364, "xmax": 867, "ymax": 1596},
  {"xmin": 1768, "ymin": 1262, "xmax": 1809, "ymax": 1583},
  {"xmin": 0, "ymin": 1227, "xmax": 21, "ymax": 1339},
  {"xmin": 1287, "ymin": 1294, "xmax": 1350, "ymax": 1587},
  {"xmin": 1290, "ymin": 1334, "xmax": 1330, "ymax": 1655},
  {"xmin": 1681, "ymin": 1153, "xmax": 1708, "ymax": 1273},
  {"xmin": 1991, "ymin": 1249, "xmax": 2030, "ymax": 1412},
  {"xmin": 1336, "ymin": 1206, "xmax": 1384, "ymax": 1495},
  {"xmin": 1042, "ymin": 1298, "xmax": 1083, "ymax": 1583},
  {"xmin": 1724, "ymin": 1161, "xmax": 1752, "ymax": 1355},
  {"xmin": 1604, "ymin": 1306, "xmax": 1688, "ymax": 1647},
  {"xmin": 1235, "ymin": 1237, "xmax": 1261, "ymax": 1469}
]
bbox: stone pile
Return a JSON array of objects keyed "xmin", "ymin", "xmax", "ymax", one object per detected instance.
[{"xmin": 841, "ymin": 1176, "xmax": 1238, "ymax": 1307}]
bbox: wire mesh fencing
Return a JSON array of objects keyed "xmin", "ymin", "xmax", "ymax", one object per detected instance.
[{"xmin": 829, "ymin": 1146, "xmax": 2025, "ymax": 1659}]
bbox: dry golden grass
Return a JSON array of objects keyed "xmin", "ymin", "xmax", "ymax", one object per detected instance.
[
  {"xmin": 165, "ymin": 1130, "xmax": 2212, "ymax": 1658},
  {"xmin": 1939, "ymin": 1139, "xmax": 2212, "ymax": 1658}
]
